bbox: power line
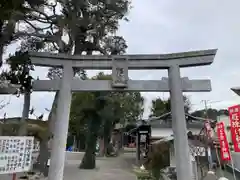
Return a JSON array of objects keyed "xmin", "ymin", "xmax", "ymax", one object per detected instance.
[
  {"xmin": 192, "ymin": 100, "xmax": 222, "ymax": 106},
  {"xmin": 201, "ymin": 100, "xmax": 209, "ymax": 119}
]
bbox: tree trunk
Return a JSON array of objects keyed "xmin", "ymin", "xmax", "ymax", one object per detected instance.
[
  {"xmin": 99, "ymin": 137, "xmax": 104, "ymax": 157},
  {"xmin": 104, "ymin": 135, "xmax": 111, "ymax": 156},
  {"xmin": 104, "ymin": 126, "xmax": 112, "ymax": 156},
  {"xmin": 18, "ymin": 92, "xmax": 31, "ymax": 135},
  {"xmin": 79, "ymin": 114, "xmax": 101, "ymax": 169},
  {"xmin": 79, "ymin": 133, "xmax": 97, "ymax": 169}
]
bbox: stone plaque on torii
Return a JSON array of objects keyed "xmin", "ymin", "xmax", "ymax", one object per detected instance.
[{"xmin": 25, "ymin": 49, "xmax": 216, "ymax": 180}]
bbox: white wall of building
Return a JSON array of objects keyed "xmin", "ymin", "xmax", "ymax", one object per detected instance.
[{"xmin": 151, "ymin": 128, "xmax": 201, "ymax": 138}]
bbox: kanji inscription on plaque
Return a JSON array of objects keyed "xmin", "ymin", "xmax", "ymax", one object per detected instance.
[
  {"xmin": 112, "ymin": 57, "xmax": 128, "ymax": 88},
  {"xmin": 0, "ymin": 136, "xmax": 34, "ymax": 174}
]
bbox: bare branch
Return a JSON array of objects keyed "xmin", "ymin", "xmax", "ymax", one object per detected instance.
[
  {"xmin": 30, "ymin": 7, "xmax": 56, "ymax": 21},
  {"xmin": 51, "ymin": 42, "xmax": 59, "ymax": 51},
  {"xmin": 23, "ymin": 19, "xmax": 53, "ymax": 31},
  {"xmin": 25, "ymin": 16, "xmax": 51, "ymax": 24},
  {"xmin": 13, "ymin": 31, "xmax": 56, "ymax": 43}
]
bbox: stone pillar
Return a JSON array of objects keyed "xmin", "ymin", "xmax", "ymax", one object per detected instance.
[
  {"xmin": 191, "ymin": 157, "xmax": 199, "ymax": 180},
  {"xmin": 48, "ymin": 64, "xmax": 73, "ymax": 180},
  {"xmin": 168, "ymin": 65, "xmax": 192, "ymax": 180}
]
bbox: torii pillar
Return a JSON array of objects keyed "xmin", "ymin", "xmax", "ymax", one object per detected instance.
[{"xmin": 29, "ymin": 49, "xmax": 217, "ymax": 180}]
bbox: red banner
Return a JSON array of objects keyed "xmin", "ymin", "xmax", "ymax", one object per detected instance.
[
  {"xmin": 216, "ymin": 122, "xmax": 231, "ymax": 161},
  {"xmin": 228, "ymin": 105, "xmax": 240, "ymax": 152}
]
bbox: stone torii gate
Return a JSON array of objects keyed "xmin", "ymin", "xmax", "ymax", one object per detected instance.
[{"xmin": 29, "ymin": 49, "xmax": 217, "ymax": 180}]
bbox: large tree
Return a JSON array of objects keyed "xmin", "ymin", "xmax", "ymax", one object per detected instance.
[
  {"xmin": 2, "ymin": 0, "xmax": 131, "ymax": 173},
  {"xmin": 69, "ymin": 72, "xmax": 144, "ymax": 169},
  {"xmin": 0, "ymin": 0, "xmax": 54, "ymax": 66},
  {"xmin": 2, "ymin": 36, "xmax": 45, "ymax": 134},
  {"xmin": 2, "ymin": 36, "xmax": 49, "ymax": 174},
  {"xmin": 150, "ymin": 95, "xmax": 191, "ymax": 118},
  {"xmin": 46, "ymin": 0, "xmax": 131, "ymax": 141}
]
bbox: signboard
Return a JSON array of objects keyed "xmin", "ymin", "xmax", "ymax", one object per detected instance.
[
  {"xmin": 216, "ymin": 122, "xmax": 231, "ymax": 161},
  {"xmin": 136, "ymin": 124, "xmax": 151, "ymax": 160},
  {"xmin": 0, "ymin": 136, "xmax": 34, "ymax": 174},
  {"xmin": 228, "ymin": 105, "xmax": 240, "ymax": 152},
  {"xmin": 140, "ymin": 134, "xmax": 146, "ymax": 143}
]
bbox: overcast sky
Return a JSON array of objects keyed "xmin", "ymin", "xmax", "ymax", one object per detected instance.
[{"xmin": 1, "ymin": 0, "xmax": 240, "ymax": 119}]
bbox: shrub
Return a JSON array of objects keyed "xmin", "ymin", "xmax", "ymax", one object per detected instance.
[{"xmin": 144, "ymin": 142, "xmax": 170, "ymax": 180}]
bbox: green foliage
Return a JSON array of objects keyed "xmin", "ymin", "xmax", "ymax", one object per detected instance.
[
  {"xmin": 4, "ymin": 51, "xmax": 33, "ymax": 90},
  {"xmin": 133, "ymin": 142, "xmax": 170, "ymax": 180},
  {"xmin": 1, "ymin": 0, "xmax": 132, "ymax": 170},
  {"xmin": 78, "ymin": 91, "xmax": 108, "ymax": 169},
  {"xmin": 70, "ymin": 71, "xmax": 144, "ymax": 166},
  {"xmin": 0, "ymin": 0, "xmax": 46, "ymax": 20},
  {"xmin": 69, "ymin": 92, "xmax": 94, "ymax": 136},
  {"xmin": 102, "ymin": 36, "xmax": 128, "ymax": 55},
  {"xmin": 2, "ymin": 37, "xmax": 45, "ymax": 93},
  {"xmin": 144, "ymin": 142, "xmax": 170, "ymax": 180},
  {"xmin": 0, "ymin": 0, "xmax": 48, "ymax": 67},
  {"xmin": 150, "ymin": 95, "xmax": 191, "ymax": 118},
  {"xmin": 150, "ymin": 98, "xmax": 170, "ymax": 117},
  {"xmin": 69, "ymin": 72, "xmax": 144, "ymax": 138},
  {"xmin": 133, "ymin": 167, "xmax": 152, "ymax": 180}
]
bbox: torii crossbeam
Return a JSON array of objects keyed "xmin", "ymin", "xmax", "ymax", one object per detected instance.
[{"xmin": 32, "ymin": 78, "xmax": 211, "ymax": 92}]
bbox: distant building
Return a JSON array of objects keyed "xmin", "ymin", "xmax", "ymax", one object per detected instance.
[
  {"xmin": 118, "ymin": 113, "xmax": 217, "ymax": 151},
  {"xmin": 149, "ymin": 112, "xmax": 208, "ymax": 140}
]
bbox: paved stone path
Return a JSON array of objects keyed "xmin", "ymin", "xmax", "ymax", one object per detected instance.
[
  {"xmin": 0, "ymin": 153, "xmax": 237, "ymax": 180},
  {"xmin": 63, "ymin": 156, "xmax": 136, "ymax": 180},
  {"xmin": 215, "ymin": 168, "xmax": 237, "ymax": 180},
  {"xmin": 197, "ymin": 166, "xmax": 236, "ymax": 180},
  {"xmin": 0, "ymin": 154, "xmax": 136, "ymax": 180}
]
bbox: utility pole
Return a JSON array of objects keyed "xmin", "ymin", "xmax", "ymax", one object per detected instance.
[
  {"xmin": 201, "ymin": 100, "xmax": 213, "ymax": 170},
  {"xmin": 202, "ymin": 100, "xmax": 208, "ymax": 116}
]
